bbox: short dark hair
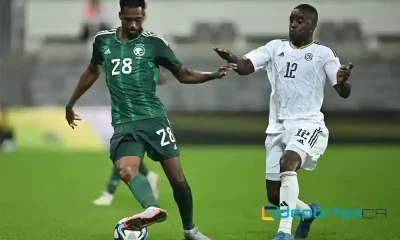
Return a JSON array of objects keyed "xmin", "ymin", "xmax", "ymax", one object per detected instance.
[
  {"xmin": 119, "ymin": 0, "xmax": 146, "ymax": 11},
  {"xmin": 294, "ymin": 4, "xmax": 318, "ymax": 22}
]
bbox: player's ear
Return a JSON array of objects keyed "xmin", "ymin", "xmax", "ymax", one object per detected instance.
[
  {"xmin": 311, "ymin": 22, "xmax": 317, "ymax": 33},
  {"xmin": 118, "ymin": 11, "xmax": 122, "ymax": 20},
  {"xmin": 143, "ymin": 11, "xmax": 146, "ymax": 20}
]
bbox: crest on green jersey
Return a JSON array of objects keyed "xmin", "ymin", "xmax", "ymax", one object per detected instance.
[{"xmin": 133, "ymin": 44, "xmax": 145, "ymax": 59}]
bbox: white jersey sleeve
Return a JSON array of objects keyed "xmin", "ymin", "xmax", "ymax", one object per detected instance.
[
  {"xmin": 323, "ymin": 47, "xmax": 341, "ymax": 86},
  {"xmin": 243, "ymin": 40, "xmax": 279, "ymax": 72}
]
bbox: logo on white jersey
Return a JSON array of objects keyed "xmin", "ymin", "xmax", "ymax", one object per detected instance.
[
  {"xmin": 133, "ymin": 44, "xmax": 145, "ymax": 58},
  {"xmin": 304, "ymin": 53, "xmax": 313, "ymax": 61}
]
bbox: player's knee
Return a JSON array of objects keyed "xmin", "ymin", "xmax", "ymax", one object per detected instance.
[
  {"xmin": 280, "ymin": 150, "xmax": 302, "ymax": 172},
  {"xmin": 161, "ymin": 157, "xmax": 187, "ymax": 190},
  {"xmin": 116, "ymin": 156, "xmax": 141, "ymax": 183},
  {"xmin": 169, "ymin": 173, "xmax": 187, "ymax": 190},
  {"xmin": 119, "ymin": 166, "xmax": 139, "ymax": 183}
]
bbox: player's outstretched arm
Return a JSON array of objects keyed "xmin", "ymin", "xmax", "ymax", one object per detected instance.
[
  {"xmin": 213, "ymin": 47, "xmax": 255, "ymax": 75},
  {"xmin": 172, "ymin": 63, "xmax": 237, "ymax": 84},
  {"xmin": 65, "ymin": 63, "xmax": 100, "ymax": 128},
  {"xmin": 155, "ymin": 38, "xmax": 236, "ymax": 84}
]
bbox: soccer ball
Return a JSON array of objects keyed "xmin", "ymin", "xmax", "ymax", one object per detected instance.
[{"xmin": 113, "ymin": 218, "xmax": 148, "ymax": 240}]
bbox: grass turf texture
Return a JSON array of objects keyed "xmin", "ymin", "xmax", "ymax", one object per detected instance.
[{"xmin": 0, "ymin": 145, "xmax": 399, "ymax": 239}]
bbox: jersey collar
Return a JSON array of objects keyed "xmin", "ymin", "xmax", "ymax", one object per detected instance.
[
  {"xmin": 289, "ymin": 41, "xmax": 315, "ymax": 49},
  {"xmin": 115, "ymin": 27, "xmax": 143, "ymax": 43}
]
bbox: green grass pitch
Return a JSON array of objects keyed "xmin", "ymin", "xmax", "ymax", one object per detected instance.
[{"xmin": 0, "ymin": 145, "xmax": 399, "ymax": 239}]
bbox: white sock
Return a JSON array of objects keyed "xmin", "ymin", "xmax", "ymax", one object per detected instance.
[
  {"xmin": 278, "ymin": 171, "xmax": 299, "ymax": 234},
  {"xmin": 296, "ymin": 199, "xmax": 312, "ymax": 218}
]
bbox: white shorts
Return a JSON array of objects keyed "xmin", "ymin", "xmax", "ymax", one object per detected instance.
[{"xmin": 265, "ymin": 123, "xmax": 329, "ymax": 181}]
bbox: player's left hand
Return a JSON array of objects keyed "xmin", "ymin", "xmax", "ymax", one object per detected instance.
[
  {"xmin": 213, "ymin": 47, "xmax": 234, "ymax": 61},
  {"xmin": 215, "ymin": 63, "xmax": 237, "ymax": 79},
  {"xmin": 337, "ymin": 63, "xmax": 353, "ymax": 85},
  {"xmin": 65, "ymin": 106, "xmax": 81, "ymax": 129}
]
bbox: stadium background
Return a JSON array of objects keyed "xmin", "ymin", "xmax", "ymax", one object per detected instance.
[{"xmin": 0, "ymin": 0, "xmax": 399, "ymax": 239}]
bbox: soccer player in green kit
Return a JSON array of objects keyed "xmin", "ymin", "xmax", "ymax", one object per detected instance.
[
  {"xmin": 93, "ymin": 73, "xmax": 167, "ymax": 206},
  {"xmin": 65, "ymin": 0, "xmax": 236, "ymax": 239}
]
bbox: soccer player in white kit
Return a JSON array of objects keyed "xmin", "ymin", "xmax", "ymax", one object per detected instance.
[{"xmin": 213, "ymin": 4, "xmax": 353, "ymax": 240}]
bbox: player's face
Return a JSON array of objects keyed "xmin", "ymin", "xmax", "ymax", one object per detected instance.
[
  {"xmin": 119, "ymin": 7, "xmax": 145, "ymax": 38},
  {"xmin": 289, "ymin": 9, "xmax": 315, "ymax": 44}
]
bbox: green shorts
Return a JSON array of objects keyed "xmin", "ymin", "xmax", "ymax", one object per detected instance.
[{"xmin": 109, "ymin": 117, "xmax": 180, "ymax": 163}]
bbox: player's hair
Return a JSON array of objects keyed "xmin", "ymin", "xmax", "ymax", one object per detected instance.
[
  {"xmin": 294, "ymin": 4, "xmax": 318, "ymax": 23},
  {"xmin": 119, "ymin": 0, "xmax": 146, "ymax": 11}
]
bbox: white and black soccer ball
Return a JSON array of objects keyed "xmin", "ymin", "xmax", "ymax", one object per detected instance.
[{"xmin": 114, "ymin": 218, "xmax": 148, "ymax": 240}]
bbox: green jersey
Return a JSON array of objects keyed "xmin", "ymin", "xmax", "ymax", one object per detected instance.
[{"xmin": 91, "ymin": 28, "xmax": 182, "ymax": 126}]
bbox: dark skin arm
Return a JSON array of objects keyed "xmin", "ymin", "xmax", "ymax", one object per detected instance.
[
  {"xmin": 65, "ymin": 62, "xmax": 235, "ymax": 127},
  {"xmin": 171, "ymin": 63, "xmax": 237, "ymax": 84},
  {"xmin": 333, "ymin": 63, "xmax": 353, "ymax": 99},
  {"xmin": 65, "ymin": 63, "xmax": 100, "ymax": 128},
  {"xmin": 213, "ymin": 47, "xmax": 255, "ymax": 75}
]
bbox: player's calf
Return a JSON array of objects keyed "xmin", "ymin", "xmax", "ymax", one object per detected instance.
[
  {"xmin": 161, "ymin": 157, "xmax": 195, "ymax": 231},
  {"xmin": 266, "ymin": 180, "xmax": 280, "ymax": 206},
  {"xmin": 276, "ymin": 150, "xmax": 303, "ymax": 236},
  {"xmin": 116, "ymin": 156, "xmax": 159, "ymax": 209}
]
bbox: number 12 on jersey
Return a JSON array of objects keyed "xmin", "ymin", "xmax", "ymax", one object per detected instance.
[{"xmin": 284, "ymin": 62, "xmax": 298, "ymax": 78}]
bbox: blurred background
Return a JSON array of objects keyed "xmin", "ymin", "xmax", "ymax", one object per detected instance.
[
  {"xmin": 1, "ymin": 0, "xmax": 400, "ymax": 150},
  {"xmin": 1, "ymin": 1, "xmax": 399, "ymax": 239}
]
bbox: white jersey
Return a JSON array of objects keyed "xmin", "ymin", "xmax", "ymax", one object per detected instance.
[{"xmin": 244, "ymin": 40, "xmax": 341, "ymax": 134}]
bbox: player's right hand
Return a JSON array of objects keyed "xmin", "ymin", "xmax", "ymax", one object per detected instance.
[
  {"xmin": 65, "ymin": 106, "xmax": 81, "ymax": 129},
  {"xmin": 215, "ymin": 63, "xmax": 237, "ymax": 79},
  {"xmin": 213, "ymin": 47, "xmax": 234, "ymax": 61},
  {"xmin": 337, "ymin": 62, "xmax": 353, "ymax": 85}
]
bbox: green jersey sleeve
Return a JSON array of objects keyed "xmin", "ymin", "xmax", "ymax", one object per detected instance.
[
  {"xmin": 90, "ymin": 35, "xmax": 103, "ymax": 65},
  {"xmin": 155, "ymin": 38, "xmax": 183, "ymax": 74}
]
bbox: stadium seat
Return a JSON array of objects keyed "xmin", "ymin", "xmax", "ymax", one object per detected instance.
[
  {"xmin": 193, "ymin": 22, "xmax": 216, "ymax": 43},
  {"xmin": 215, "ymin": 22, "xmax": 238, "ymax": 43},
  {"xmin": 341, "ymin": 21, "xmax": 362, "ymax": 41},
  {"xmin": 317, "ymin": 21, "xmax": 340, "ymax": 42}
]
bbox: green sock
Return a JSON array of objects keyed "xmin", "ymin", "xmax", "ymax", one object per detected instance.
[
  {"xmin": 129, "ymin": 174, "xmax": 159, "ymax": 209},
  {"xmin": 107, "ymin": 166, "xmax": 120, "ymax": 194},
  {"xmin": 173, "ymin": 182, "xmax": 194, "ymax": 230},
  {"xmin": 139, "ymin": 162, "xmax": 149, "ymax": 176}
]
